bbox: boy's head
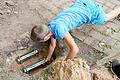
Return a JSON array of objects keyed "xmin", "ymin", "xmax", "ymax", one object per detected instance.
[{"xmin": 30, "ymin": 24, "xmax": 49, "ymax": 42}]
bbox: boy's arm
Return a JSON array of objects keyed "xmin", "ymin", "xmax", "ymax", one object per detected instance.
[
  {"xmin": 44, "ymin": 37, "xmax": 56, "ymax": 62},
  {"xmin": 64, "ymin": 32, "xmax": 79, "ymax": 60}
]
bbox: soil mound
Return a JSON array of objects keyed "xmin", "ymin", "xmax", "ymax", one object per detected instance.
[
  {"xmin": 47, "ymin": 59, "xmax": 91, "ymax": 80},
  {"xmin": 41, "ymin": 59, "xmax": 117, "ymax": 80}
]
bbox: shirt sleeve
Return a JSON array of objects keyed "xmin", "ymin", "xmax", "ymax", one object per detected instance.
[
  {"xmin": 56, "ymin": 24, "xmax": 69, "ymax": 39},
  {"xmin": 48, "ymin": 23, "xmax": 69, "ymax": 39}
]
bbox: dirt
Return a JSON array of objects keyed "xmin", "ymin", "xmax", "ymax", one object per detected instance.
[
  {"xmin": 0, "ymin": 0, "xmax": 118, "ymax": 80},
  {"xmin": 46, "ymin": 59, "xmax": 91, "ymax": 80},
  {"xmin": 33, "ymin": 59, "xmax": 117, "ymax": 80},
  {"xmin": 91, "ymin": 67, "xmax": 117, "ymax": 80},
  {"xmin": 0, "ymin": 33, "xmax": 109, "ymax": 80}
]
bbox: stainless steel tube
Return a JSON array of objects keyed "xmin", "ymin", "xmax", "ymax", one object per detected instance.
[
  {"xmin": 23, "ymin": 60, "xmax": 45, "ymax": 73},
  {"xmin": 16, "ymin": 49, "xmax": 39, "ymax": 64}
]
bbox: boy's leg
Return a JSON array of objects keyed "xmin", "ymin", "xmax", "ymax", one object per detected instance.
[{"xmin": 106, "ymin": 7, "xmax": 120, "ymax": 21}]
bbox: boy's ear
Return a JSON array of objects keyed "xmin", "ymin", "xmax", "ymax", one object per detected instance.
[{"xmin": 43, "ymin": 33, "xmax": 51, "ymax": 40}]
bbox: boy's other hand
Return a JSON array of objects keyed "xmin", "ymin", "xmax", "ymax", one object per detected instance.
[{"xmin": 44, "ymin": 58, "xmax": 50, "ymax": 62}]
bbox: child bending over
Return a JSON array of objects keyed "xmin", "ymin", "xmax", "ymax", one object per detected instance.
[{"xmin": 31, "ymin": 0, "xmax": 120, "ymax": 62}]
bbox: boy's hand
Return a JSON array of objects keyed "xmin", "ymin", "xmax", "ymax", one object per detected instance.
[
  {"xmin": 44, "ymin": 58, "xmax": 53, "ymax": 66},
  {"xmin": 44, "ymin": 58, "xmax": 50, "ymax": 62}
]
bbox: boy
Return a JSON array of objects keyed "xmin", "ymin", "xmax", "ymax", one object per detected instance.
[{"xmin": 31, "ymin": 0, "xmax": 120, "ymax": 62}]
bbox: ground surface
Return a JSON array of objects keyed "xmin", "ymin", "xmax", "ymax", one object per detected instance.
[{"xmin": 0, "ymin": 0, "xmax": 120, "ymax": 80}]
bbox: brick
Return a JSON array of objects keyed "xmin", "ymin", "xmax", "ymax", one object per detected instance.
[
  {"xmin": 41, "ymin": 0, "xmax": 61, "ymax": 15},
  {"xmin": 111, "ymin": 32, "xmax": 120, "ymax": 41},
  {"xmin": 72, "ymin": 31, "xmax": 88, "ymax": 41},
  {"xmin": 102, "ymin": 6, "xmax": 110, "ymax": 13},
  {"xmin": 113, "ymin": 6, "xmax": 120, "ymax": 9},
  {"xmin": 81, "ymin": 25, "xmax": 92, "ymax": 34},
  {"xmin": 102, "ymin": 36, "xmax": 117, "ymax": 46},
  {"xmin": 114, "ymin": 41, "xmax": 120, "ymax": 51},
  {"xmin": 88, "ymin": 30, "xmax": 105, "ymax": 40},
  {"xmin": 90, "ymin": 39, "xmax": 103, "ymax": 52},
  {"xmin": 105, "ymin": 22, "xmax": 120, "ymax": 30},
  {"xmin": 54, "ymin": 0, "xmax": 69, "ymax": 8},
  {"xmin": 103, "ymin": 41, "xmax": 120, "ymax": 55},
  {"xmin": 105, "ymin": 2, "xmax": 116, "ymax": 9},
  {"xmin": 106, "ymin": 7, "xmax": 113, "ymax": 13},
  {"xmin": 104, "ymin": 22, "xmax": 120, "ymax": 37},
  {"xmin": 0, "ymin": 67, "xmax": 4, "ymax": 73},
  {"xmin": 37, "ymin": 8, "xmax": 55, "ymax": 22},
  {"xmin": 110, "ymin": 0, "xmax": 120, "ymax": 5},
  {"xmin": 90, "ymin": 25, "xmax": 108, "ymax": 34},
  {"xmin": 60, "ymin": 1, "xmax": 73, "ymax": 10},
  {"xmin": 113, "ymin": 19, "xmax": 120, "ymax": 28},
  {"xmin": 95, "ymin": 0, "xmax": 106, "ymax": 4},
  {"xmin": 84, "ymin": 36, "xmax": 95, "ymax": 45}
]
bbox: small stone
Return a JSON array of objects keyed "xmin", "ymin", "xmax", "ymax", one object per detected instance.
[
  {"xmin": 0, "ymin": 10, "xmax": 3, "ymax": 15},
  {"xmin": 98, "ymin": 42, "xmax": 106, "ymax": 48},
  {"xmin": 14, "ymin": 11, "xmax": 18, "ymax": 14},
  {"xmin": 17, "ymin": 46, "xmax": 28, "ymax": 50},
  {"xmin": 105, "ymin": 29, "xmax": 112, "ymax": 35},
  {"xmin": 7, "ymin": 10, "xmax": 11, "ymax": 13},
  {"xmin": 10, "ymin": 52, "xmax": 14, "ymax": 55},
  {"xmin": 6, "ymin": 58, "xmax": 10, "ymax": 62},
  {"xmin": 5, "ymin": 1, "xmax": 14, "ymax": 6}
]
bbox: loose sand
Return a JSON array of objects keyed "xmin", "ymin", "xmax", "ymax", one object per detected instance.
[
  {"xmin": 41, "ymin": 59, "xmax": 117, "ymax": 80},
  {"xmin": 47, "ymin": 59, "xmax": 91, "ymax": 80}
]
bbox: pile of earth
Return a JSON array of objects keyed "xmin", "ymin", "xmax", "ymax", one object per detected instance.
[
  {"xmin": 37, "ymin": 59, "xmax": 117, "ymax": 80},
  {"xmin": 47, "ymin": 59, "xmax": 91, "ymax": 80}
]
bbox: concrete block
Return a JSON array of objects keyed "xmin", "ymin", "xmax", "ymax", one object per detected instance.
[
  {"xmin": 90, "ymin": 25, "xmax": 108, "ymax": 34},
  {"xmin": 90, "ymin": 39, "xmax": 103, "ymax": 52},
  {"xmin": 88, "ymin": 30, "xmax": 105, "ymax": 40},
  {"xmin": 95, "ymin": 0, "xmax": 106, "ymax": 4},
  {"xmin": 114, "ymin": 41, "xmax": 120, "ymax": 51},
  {"xmin": 37, "ymin": 8, "xmax": 55, "ymax": 22},
  {"xmin": 84, "ymin": 36, "xmax": 95, "ymax": 45},
  {"xmin": 102, "ymin": 36, "xmax": 117, "ymax": 46},
  {"xmin": 105, "ymin": 22, "xmax": 120, "ymax": 30},
  {"xmin": 111, "ymin": 32, "xmax": 120, "ymax": 41},
  {"xmin": 110, "ymin": 0, "xmax": 120, "ymax": 5},
  {"xmin": 102, "ymin": 6, "xmax": 110, "ymax": 13},
  {"xmin": 60, "ymin": 1, "xmax": 73, "ymax": 10},
  {"xmin": 54, "ymin": 0, "xmax": 70, "ymax": 8},
  {"xmin": 72, "ymin": 31, "xmax": 88, "ymax": 41},
  {"xmin": 81, "ymin": 25, "xmax": 92, "ymax": 34},
  {"xmin": 106, "ymin": 7, "xmax": 113, "ymax": 13},
  {"xmin": 105, "ymin": 2, "xmax": 116, "ymax": 9},
  {"xmin": 113, "ymin": 19, "xmax": 120, "ymax": 28},
  {"xmin": 103, "ymin": 41, "xmax": 120, "ymax": 55},
  {"xmin": 41, "ymin": 0, "xmax": 61, "ymax": 15}
]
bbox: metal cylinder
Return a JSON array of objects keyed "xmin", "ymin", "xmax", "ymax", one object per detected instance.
[
  {"xmin": 23, "ymin": 60, "xmax": 45, "ymax": 74},
  {"xmin": 16, "ymin": 49, "xmax": 39, "ymax": 64}
]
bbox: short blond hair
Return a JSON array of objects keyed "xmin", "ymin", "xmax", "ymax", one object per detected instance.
[{"xmin": 30, "ymin": 24, "xmax": 49, "ymax": 41}]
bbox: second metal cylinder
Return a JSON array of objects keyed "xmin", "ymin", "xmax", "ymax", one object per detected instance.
[{"xmin": 23, "ymin": 60, "xmax": 45, "ymax": 73}]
